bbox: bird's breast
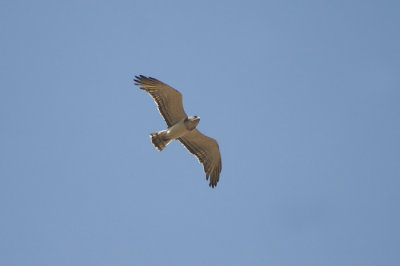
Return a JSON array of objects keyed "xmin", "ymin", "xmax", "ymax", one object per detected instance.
[{"xmin": 165, "ymin": 119, "xmax": 189, "ymax": 139}]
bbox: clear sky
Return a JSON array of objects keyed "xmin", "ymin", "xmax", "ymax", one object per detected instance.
[{"xmin": 1, "ymin": 1, "xmax": 399, "ymax": 265}]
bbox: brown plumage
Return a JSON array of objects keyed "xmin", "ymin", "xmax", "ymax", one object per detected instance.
[{"xmin": 134, "ymin": 75, "xmax": 222, "ymax": 188}]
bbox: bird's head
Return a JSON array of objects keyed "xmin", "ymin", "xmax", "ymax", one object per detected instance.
[
  {"xmin": 185, "ymin": 116, "xmax": 200, "ymax": 130},
  {"xmin": 190, "ymin": 116, "xmax": 200, "ymax": 124}
]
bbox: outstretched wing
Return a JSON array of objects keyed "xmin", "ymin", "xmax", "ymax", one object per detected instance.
[
  {"xmin": 134, "ymin": 75, "xmax": 187, "ymax": 127},
  {"xmin": 178, "ymin": 129, "xmax": 222, "ymax": 188}
]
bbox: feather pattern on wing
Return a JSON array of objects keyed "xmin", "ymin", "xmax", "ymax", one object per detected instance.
[
  {"xmin": 178, "ymin": 129, "xmax": 222, "ymax": 188},
  {"xmin": 134, "ymin": 75, "xmax": 187, "ymax": 127}
]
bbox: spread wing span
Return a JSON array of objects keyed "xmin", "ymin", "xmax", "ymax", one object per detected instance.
[
  {"xmin": 179, "ymin": 129, "xmax": 222, "ymax": 188},
  {"xmin": 134, "ymin": 75, "xmax": 187, "ymax": 127}
]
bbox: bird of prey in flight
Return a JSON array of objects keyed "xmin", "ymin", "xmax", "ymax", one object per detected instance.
[{"xmin": 134, "ymin": 75, "xmax": 222, "ymax": 188}]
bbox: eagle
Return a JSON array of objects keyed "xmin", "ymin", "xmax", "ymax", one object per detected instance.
[{"xmin": 134, "ymin": 75, "xmax": 222, "ymax": 188}]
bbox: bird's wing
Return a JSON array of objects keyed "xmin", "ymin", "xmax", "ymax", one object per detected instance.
[
  {"xmin": 178, "ymin": 129, "xmax": 222, "ymax": 188},
  {"xmin": 134, "ymin": 75, "xmax": 187, "ymax": 127}
]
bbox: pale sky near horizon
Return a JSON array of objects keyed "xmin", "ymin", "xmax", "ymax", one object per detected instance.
[{"xmin": 1, "ymin": 1, "xmax": 399, "ymax": 265}]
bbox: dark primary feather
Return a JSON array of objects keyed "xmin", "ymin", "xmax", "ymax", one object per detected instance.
[{"xmin": 134, "ymin": 75, "xmax": 187, "ymax": 127}]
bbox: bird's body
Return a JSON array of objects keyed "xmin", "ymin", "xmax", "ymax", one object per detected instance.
[
  {"xmin": 149, "ymin": 116, "xmax": 200, "ymax": 151},
  {"xmin": 134, "ymin": 75, "xmax": 222, "ymax": 188},
  {"xmin": 166, "ymin": 116, "xmax": 200, "ymax": 140}
]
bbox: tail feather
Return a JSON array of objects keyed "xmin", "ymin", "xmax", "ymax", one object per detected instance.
[{"xmin": 150, "ymin": 130, "xmax": 171, "ymax": 151}]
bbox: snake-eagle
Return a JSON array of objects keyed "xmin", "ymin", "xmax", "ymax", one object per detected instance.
[{"xmin": 134, "ymin": 75, "xmax": 222, "ymax": 188}]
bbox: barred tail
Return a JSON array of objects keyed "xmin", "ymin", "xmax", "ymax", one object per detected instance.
[{"xmin": 150, "ymin": 130, "xmax": 172, "ymax": 151}]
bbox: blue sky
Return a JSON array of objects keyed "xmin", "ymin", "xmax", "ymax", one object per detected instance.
[{"xmin": 1, "ymin": 0, "xmax": 399, "ymax": 265}]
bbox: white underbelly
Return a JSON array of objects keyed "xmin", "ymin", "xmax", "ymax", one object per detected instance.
[{"xmin": 165, "ymin": 119, "xmax": 189, "ymax": 139}]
